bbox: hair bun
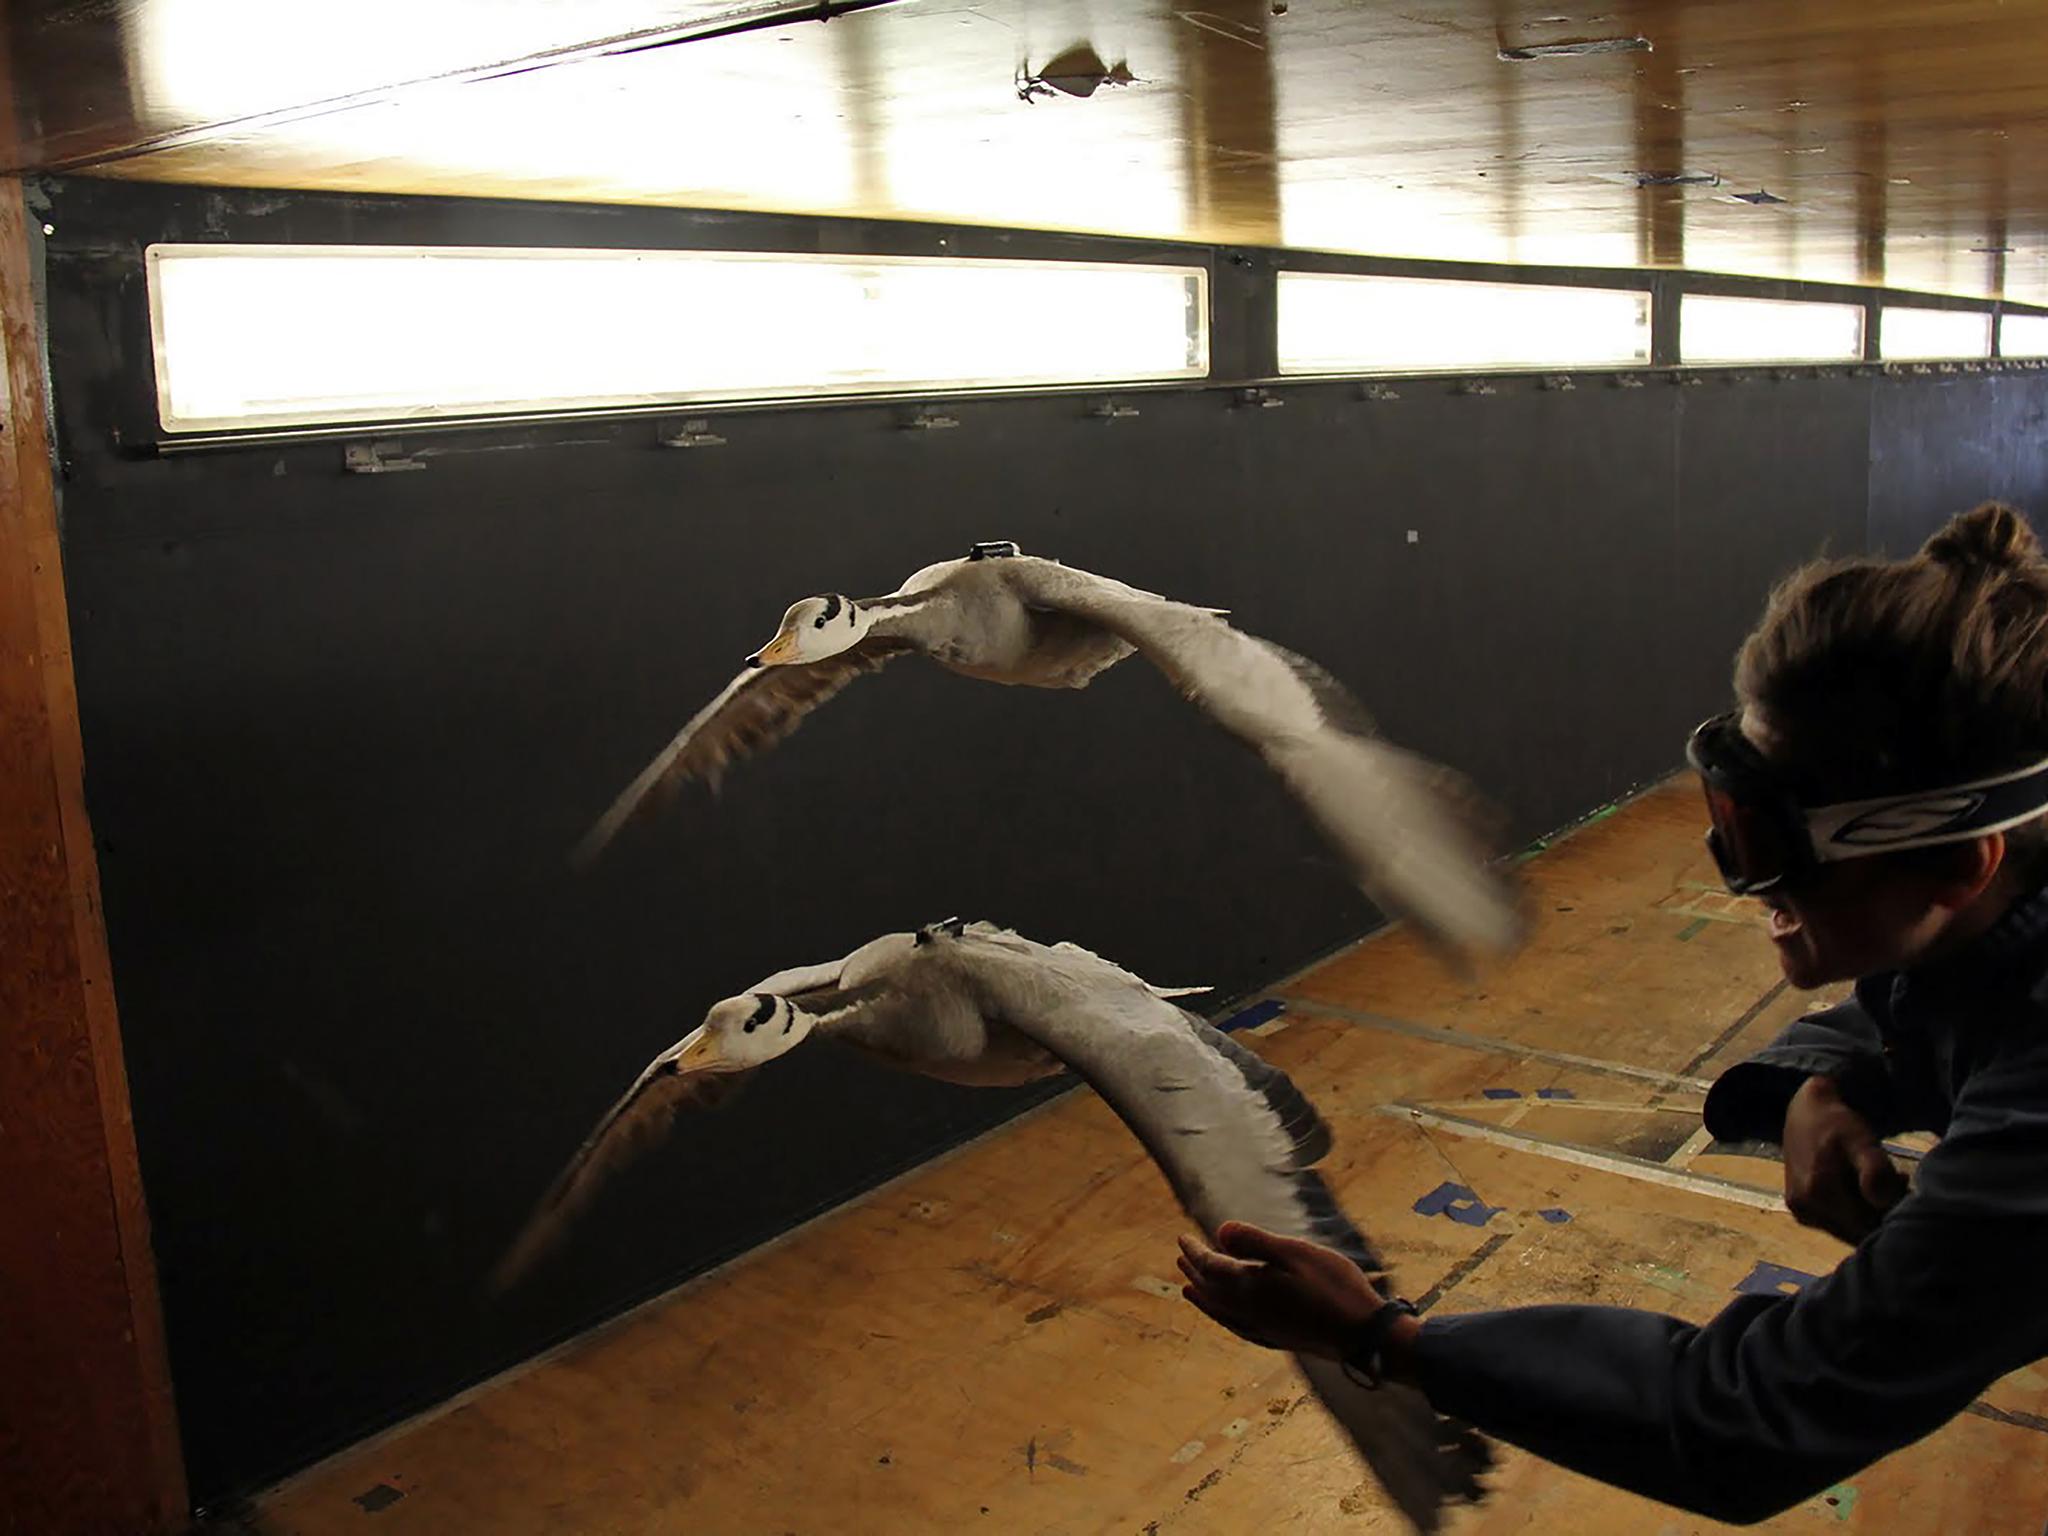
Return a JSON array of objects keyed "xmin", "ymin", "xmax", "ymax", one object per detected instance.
[{"xmin": 1922, "ymin": 502, "xmax": 2043, "ymax": 570}]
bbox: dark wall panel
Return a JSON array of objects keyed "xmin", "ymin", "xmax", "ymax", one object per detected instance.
[
  {"xmin": 1869, "ymin": 371, "xmax": 2048, "ymax": 553},
  {"xmin": 1669, "ymin": 382, "xmax": 1874, "ymax": 723},
  {"xmin": 37, "ymin": 176, "xmax": 2048, "ymax": 1504}
]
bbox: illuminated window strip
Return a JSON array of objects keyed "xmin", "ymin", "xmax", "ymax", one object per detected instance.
[
  {"xmin": 1679, "ymin": 293, "xmax": 1865, "ymax": 365},
  {"xmin": 2002, "ymin": 313, "xmax": 2048, "ymax": 358},
  {"xmin": 1880, "ymin": 306, "xmax": 1993, "ymax": 361},
  {"xmin": 1275, "ymin": 272, "xmax": 1651, "ymax": 375},
  {"xmin": 146, "ymin": 243, "xmax": 1210, "ymax": 432}
]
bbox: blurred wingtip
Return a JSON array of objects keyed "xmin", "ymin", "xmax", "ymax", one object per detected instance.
[{"xmin": 487, "ymin": 1200, "xmax": 567, "ymax": 1301}]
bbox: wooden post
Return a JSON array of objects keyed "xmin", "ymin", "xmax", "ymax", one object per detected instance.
[{"xmin": 0, "ymin": 178, "xmax": 187, "ymax": 1534}]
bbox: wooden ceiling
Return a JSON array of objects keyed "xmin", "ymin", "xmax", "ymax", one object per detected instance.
[{"xmin": 12, "ymin": 0, "xmax": 2048, "ymax": 303}]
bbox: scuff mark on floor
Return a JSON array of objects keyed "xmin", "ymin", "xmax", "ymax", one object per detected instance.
[{"xmin": 351, "ymin": 1483, "xmax": 405, "ymax": 1513}]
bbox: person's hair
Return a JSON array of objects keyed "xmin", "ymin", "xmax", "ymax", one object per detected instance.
[{"xmin": 1734, "ymin": 501, "xmax": 2048, "ymax": 886}]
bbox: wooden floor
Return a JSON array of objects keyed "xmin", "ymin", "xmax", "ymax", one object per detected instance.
[{"xmin": 241, "ymin": 781, "xmax": 2048, "ymax": 1535}]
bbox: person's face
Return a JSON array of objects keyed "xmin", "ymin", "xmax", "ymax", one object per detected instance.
[
  {"xmin": 1737, "ymin": 711, "xmax": 1991, "ymax": 987},
  {"xmin": 1754, "ymin": 856, "xmax": 1958, "ymax": 988}
]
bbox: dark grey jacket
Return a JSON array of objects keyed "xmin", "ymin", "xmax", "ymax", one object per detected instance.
[{"xmin": 1408, "ymin": 888, "xmax": 2048, "ymax": 1524}]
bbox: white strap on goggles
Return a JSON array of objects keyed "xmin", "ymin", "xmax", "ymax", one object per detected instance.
[{"xmin": 1805, "ymin": 753, "xmax": 2048, "ymax": 862}]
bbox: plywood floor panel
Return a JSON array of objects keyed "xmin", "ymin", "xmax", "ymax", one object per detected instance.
[{"xmin": 1282, "ymin": 783, "xmax": 1803, "ymax": 1076}]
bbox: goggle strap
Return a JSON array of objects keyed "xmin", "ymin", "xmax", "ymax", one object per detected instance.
[{"xmin": 1805, "ymin": 753, "xmax": 2048, "ymax": 861}]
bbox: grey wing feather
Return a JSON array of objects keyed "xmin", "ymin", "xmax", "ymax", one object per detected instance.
[
  {"xmin": 489, "ymin": 1039, "xmax": 741, "ymax": 1294},
  {"xmin": 953, "ymin": 939, "xmax": 1489, "ymax": 1531},
  {"xmin": 997, "ymin": 558, "xmax": 1526, "ymax": 967},
  {"xmin": 1183, "ymin": 1012, "xmax": 1335, "ymax": 1173},
  {"xmin": 572, "ymin": 639, "xmax": 915, "ymax": 867}
]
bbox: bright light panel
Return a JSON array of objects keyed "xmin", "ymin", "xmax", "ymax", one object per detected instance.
[
  {"xmin": 2002, "ymin": 313, "xmax": 2048, "ymax": 358},
  {"xmin": 1680, "ymin": 294, "xmax": 1865, "ymax": 364},
  {"xmin": 1275, "ymin": 273, "xmax": 1651, "ymax": 374},
  {"xmin": 146, "ymin": 244, "xmax": 1209, "ymax": 432},
  {"xmin": 1880, "ymin": 306, "xmax": 1993, "ymax": 361}
]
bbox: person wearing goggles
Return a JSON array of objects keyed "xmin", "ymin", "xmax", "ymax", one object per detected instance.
[{"xmin": 1178, "ymin": 502, "xmax": 2048, "ymax": 1524}]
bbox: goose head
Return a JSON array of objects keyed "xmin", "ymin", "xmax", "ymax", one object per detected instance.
[
  {"xmin": 684, "ymin": 990, "xmax": 818, "ymax": 1070},
  {"xmin": 748, "ymin": 594, "xmax": 871, "ymax": 667}
]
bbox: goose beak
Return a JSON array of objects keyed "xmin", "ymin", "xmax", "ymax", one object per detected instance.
[
  {"xmin": 751, "ymin": 634, "xmax": 799, "ymax": 666},
  {"xmin": 670, "ymin": 1029, "xmax": 725, "ymax": 1071},
  {"xmin": 675, "ymin": 1036, "xmax": 724, "ymax": 1073}
]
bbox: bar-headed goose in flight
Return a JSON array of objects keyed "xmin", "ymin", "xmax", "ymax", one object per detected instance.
[
  {"xmin": 495, "ymin": 918, "xmax": 1491, "ymax": 1532},
  {"xmin": 574, "ymin": 542, "xmax": 1525, "ymax": 969}
]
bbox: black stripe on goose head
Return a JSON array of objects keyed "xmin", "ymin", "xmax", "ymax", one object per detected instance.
[
  {"xmin": 743, "ymin": 993, "xmax": 778, "ymax": 1032},
  {"xmin": 814, "ymin": 593, "xmax": 843, "ymax": 628}
]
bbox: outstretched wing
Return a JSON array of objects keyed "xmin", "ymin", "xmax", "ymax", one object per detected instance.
[
  {"xmin": 998, "ymin": 558, "xmax": 1525, "ymax": 968},
  {"xmin": 932, "ymin": 928, "xmax": 1491, "ymax": 1531},
  {"xmin": 573, "ymin": 639, "xmax": 915, "ymax": 867},
  {"xmin": 492, "ymin": 953, "xmax": 869, "ymax": 1291},
  {"xmin": 489, "ymin": 1027, "xmax": 743, "ymax": 1294}
]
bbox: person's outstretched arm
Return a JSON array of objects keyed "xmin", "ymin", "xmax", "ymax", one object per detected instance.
[{"xmin": 1179, "ymin": 1066, "xmax": 2048, "ymax": 1525}]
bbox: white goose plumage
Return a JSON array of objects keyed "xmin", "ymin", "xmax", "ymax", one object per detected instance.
[
  {"xmin": 573, "ymin": 543, "xmax": 1525, "ymax": 968},
  {"xmin": 496, "ymin": 918, "xmax": 1491, "ymax": 1532}
]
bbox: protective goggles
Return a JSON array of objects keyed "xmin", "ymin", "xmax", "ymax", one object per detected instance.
[{"xmin": 1685, "ymin": 712, "xmax": 2048, "ymax": 895}]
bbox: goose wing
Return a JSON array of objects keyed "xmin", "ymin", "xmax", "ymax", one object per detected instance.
[
  {"xmin": 574, "ymin": 638, "xmax": 916, "ymax": 867},
  {"xmin": 930, "ymin": 925, "xmax": 1490, "ymax": 1531},
  {"xmin": 491, "ymin": 951, "xmax": 870, "ymax": 1291},
  {"xmin": 996, "ymin": 559, "xmax": 1525, "ymax": 967}
]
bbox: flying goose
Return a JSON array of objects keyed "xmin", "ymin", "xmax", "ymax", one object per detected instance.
[
  {"xmin": 575, "ymin": 542, "xmax": 1525, "ymax": 968},
  {"xmin": 495, "ymin": 918, "xmax": 1491, "ymax": 1532}
]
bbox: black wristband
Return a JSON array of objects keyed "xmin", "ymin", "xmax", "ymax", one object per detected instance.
[{"xmin": 1340, "ymin": 1297, "xmax": 1418, "ymax": 1390}]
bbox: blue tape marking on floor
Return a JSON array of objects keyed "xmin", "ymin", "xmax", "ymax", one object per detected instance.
[
  {"xmin": 1537, "ymin": 1208, "xmax": 1573, "ymax": 1224},
  {"xmin": 1536, "ymin": 1087, "xmax": 1576, "ymax": 1100},
  {"xmin": 1735, "ymin": 1260, "xmax": 1820, "ymax": 1296},
  {"xmin": 1218, "ymin": 998, "xmax": 1286, "ymax": 1034},
  {"xmin": 1482, "ymin": 1087, "xmax": 1523, "ymax": 1100},
  {"xmin": 1413, "ymin": 1181, "xmax": 1504, "ymax": 1227}
]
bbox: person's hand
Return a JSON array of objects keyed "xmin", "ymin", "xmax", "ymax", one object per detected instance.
[
  {"xmin": 1176, "ymin": 1221, "xmax": 1387, "ymax": 1361},
  {"xmin": 1782, "ymin": 1074, "xmax": 1909, "ymax": 1243}
]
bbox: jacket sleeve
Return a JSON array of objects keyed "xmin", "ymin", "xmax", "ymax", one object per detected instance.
[
  {"xmin": 1409, "ymin": 1059, "xmax": 2048, "ymax": 1524},
  {"xmin": 1703, "ymin": 994, "xmax": 1905, "ymax": 1143}
]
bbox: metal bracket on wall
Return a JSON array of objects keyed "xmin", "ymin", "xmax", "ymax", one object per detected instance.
[
  {"xmin": 1358, "ymin": 382, "xmax": 1400, "ymax": 401},
  {"xmin": 1539, "ymin": 374, "xmax": 1576, "ymax": 391},
  {"xmin": 1234, "ymin": 387, "xmax": 1284, "ymax": 409},
  {"xmin": 1088, "ymin": 399, "xmax": 1141, "ymax": 420},
  {"xmin": 899, "ymin": 406, "xmax": 960, "ymax": 431},
  {"xmin": 342, "ymin": 440, "xmax": 426, "ymax": 474},
  {"xmin": 1609, "ymin": 373, "xmax": 1646, "ymax": 389},
  {"xmin": 1453, "ymin": 378, "xmax": 1496, "ymax": 396},
  {"xmin": 658, "ymin": 418, "xmax": 727, "ymax": 448}
]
